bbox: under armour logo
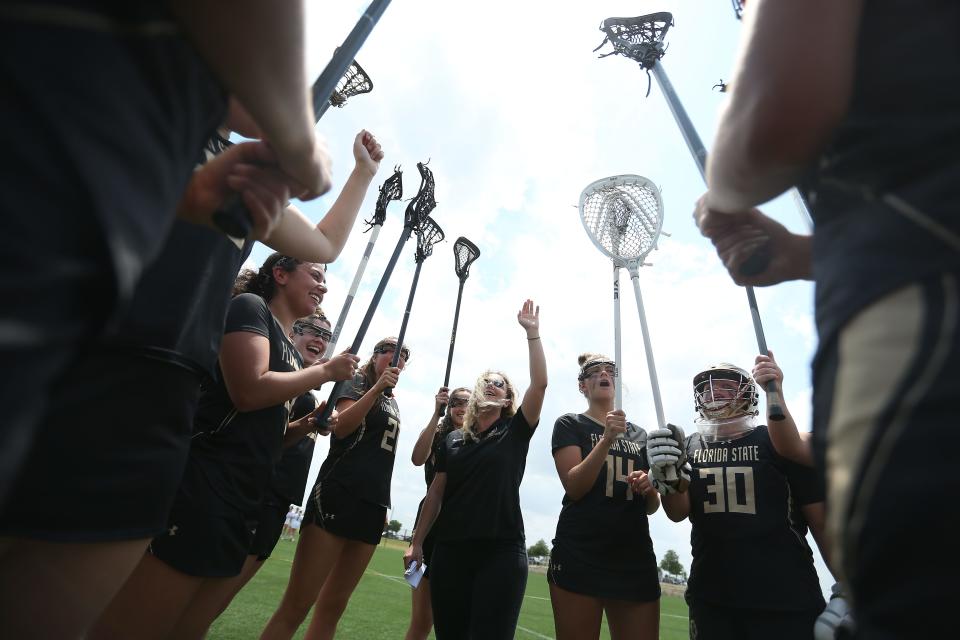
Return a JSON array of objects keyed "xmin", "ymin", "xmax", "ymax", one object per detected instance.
[
  {"xmin": 168, "ymin": 525, "xmax": 179, "ymax": 536},
  {"xmin": 323, "ymin": 513, "xmax": 336, "ymax": 520}
]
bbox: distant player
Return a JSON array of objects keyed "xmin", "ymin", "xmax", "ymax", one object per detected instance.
[
  {"xmin": 404, "ymin": 300, "xmax": 547, "ymax": 640},
  {"xmin": 548, "ymin": 353, "xmax": 661, "ymax": 640},
  {"xmin": 647, "ymin": 364, "xmax": 825, "ymax": 640}
]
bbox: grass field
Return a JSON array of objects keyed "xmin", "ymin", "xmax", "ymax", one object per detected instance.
[{"xmin": 210, "ymin": 539, "xmax": 689, "ymax": 639}]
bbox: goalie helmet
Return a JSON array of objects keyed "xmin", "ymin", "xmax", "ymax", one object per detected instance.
[{"xmin": 693, "ymin": 363, "xmax": 759, "ymax": 442}]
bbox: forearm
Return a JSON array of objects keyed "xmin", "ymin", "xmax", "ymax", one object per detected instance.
[
  {"xmin": 411, "ymin": 416, "xmax": 440, "ymax": 466},
  {"xmin": 562, "ymin": 440, "xmax": 613, "ymax": 501},
  {"xmin": 645, "ymin": 489, "xmax": 661, "ymax": 515},
  {"xmin": 265, "ymin": 164, "xmax": 375, "ymax": 262},
  {"xmin": 520, "ymin": 333, "xmax": 547, "ymax": 424},
  {"xmin": 168, "ymin": 0, "xmax": 314, "ymax": 154},
  {"xmin": 411, "ymin": 487, "xmax": 442, "ymax": 546},
  {"xmin": 767, "ymin": 404, "xmax": 815, "ymax": 467},
  {"xmin": 282, "ymin": 415, "xmax": 315, "ymax": 446},
  {"xmin": 226, "ymin": 365, "xmax": 330, "ymax": 413},
  {"xmin": 661, "ymin": 492, "xmax": 690, "ymax": 522},
  {"xmin": 333, "ymin": 388, "xmax": 381, "ymax": 438}
]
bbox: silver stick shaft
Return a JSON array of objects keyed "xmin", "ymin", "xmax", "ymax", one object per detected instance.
[
  {"xmin": 627, "ymin": 266, "xmax": 666, "ymax": 429},
  {"xmin": 324, "ymin": 224, "xmax": 382, "ymax": 358},
  {"xmin": 613, "ymin": 264, "xmax": 623, "ymax": 410}
]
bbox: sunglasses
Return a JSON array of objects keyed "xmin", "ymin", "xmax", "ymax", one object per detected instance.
[
  {"xmin": 294, "ymin": 323, "xmax": 333, "ymax": 341},
  {"xmin": 374, "ymin": 343, "xmax": 410, "ymax": 362},
  {"xmin": 483, "ymin": 377, "xmax": 506, "ymax": 389},
  {"xmin": 448, "ymin": 397, "xmax": 469, "ymax": 408}
]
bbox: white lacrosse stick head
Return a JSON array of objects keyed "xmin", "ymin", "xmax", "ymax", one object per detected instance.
[{"xmin": 578, "ymin": 174, "xmax": 664, "ymax": 271}]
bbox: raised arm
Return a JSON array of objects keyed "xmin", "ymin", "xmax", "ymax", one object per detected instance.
[
  {"xmin": 168, "ymin": 0, "xmax": 331, "ymax": 197},
  {"xmin": 517, "ymin": 300, "xmax": 547, "ymax": 426},
  {"xmin": 706, "ymin": 0, "xmax": 864, "ymax": 213},
  {"xmin": 411, "ymin": 387, "xmax": 448, "ymax": 466},
  {"xmin": 753, "ymin": 351, "xmax": 814, "ymax": 467},
  {"xmin": 264, "ymin": 131, "xmax": 384, "ymax": 263}
]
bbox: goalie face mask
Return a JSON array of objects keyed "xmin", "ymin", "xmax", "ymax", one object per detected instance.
[{"xmin": 693, "ymin": 363, "xmax": 759, "ymax": 442}]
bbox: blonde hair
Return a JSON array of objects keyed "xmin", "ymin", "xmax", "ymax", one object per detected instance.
[{"xmin": 461, "ymin": 370, "xmax": 517, "ymax": 443}]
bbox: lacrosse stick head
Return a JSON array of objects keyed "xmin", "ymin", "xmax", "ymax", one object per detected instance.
[
  {"xmin": 414, "ymin": 215, "xmax": 445, "ymax": 263},
  {"xmin": 595, "ymin": 12, "xmax": 674, "ymax": 69},
  {"xmin": 578, "ymin": 175, "xmax": 664, "ymax": 270},
  {"xmin": 732, "ymin": 0, "xmax": 745, "ymax": 20},
  {"xmin": 365, "ymin": 165, "xmax": 403, "ymax": 230},
  {"xmin": 328, "ymin": 58, "xmax": 373, "ymax": 108},
  {"xmin": 404, "ymin": 161, "xmax": 437, "ymax": 229},
  {"xmin": 453, "ymin": 237, "xmax": 480, "ymax": 282}
]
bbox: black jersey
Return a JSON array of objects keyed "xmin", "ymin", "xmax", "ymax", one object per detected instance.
[
  {"xmin": 265, "ymin": 393, "xmax": 318, "ymax": 507},
  {"xmin": 801, "ymin": 1, "xmax": 960, "ymax": 343},
  {"xmin": 424, "ymin": 419, "xmax": 456, "ymax": 487},
  {"xmin": 684, "ymin": 426, "xmax": 825, "ymax": 612},
  {"xmin": 188, "ymin": 293, "xmax": 302, "ymax": 516},
  {"xmin": 317, "ymin": 373, "xmax": 400, "ymax": 508},
  {"xmin": 433, "ymin": 408, "xmax": 535, "ymax": 543},
  {"xmin": 551, "ymin": 413, "xmax": 655, "ymax": 571}
]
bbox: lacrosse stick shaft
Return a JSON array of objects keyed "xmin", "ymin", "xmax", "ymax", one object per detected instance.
[
  {"xmin": 213, "ymin": 0, "xmax": 392, "ymax": 238},
  {"xmin": 385, "ymin": 260, "xmax": 424, "ymax": 397},
  {"xmin": 436, "ymin": 279, "xmax": 467, "ymax": 415},
  {"xmin": 746, "ymin": 287, "xmax": 786, "ymax": 421},
  {"xmin": 613, "ymin": 265, "xmax": 623, "ymax": 411},
  {"xmin": 627, "ymin": 267, "xmax": 677, "ymax": 482},
  {"xmin": 324, "ymin": 224, "xmax": 383, "ymax": 358},
  {"xmin": 316, "ymin": 224, "xmax": 413, "ymax": 425},
  {"xmin": 648, "ymin": 61, "xmax": 785, "ymax": 421}
]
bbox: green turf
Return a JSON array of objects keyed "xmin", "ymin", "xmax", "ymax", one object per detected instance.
[{"xmin": 210, "ymin": 539, "xmax": 689, "ymax": 639}]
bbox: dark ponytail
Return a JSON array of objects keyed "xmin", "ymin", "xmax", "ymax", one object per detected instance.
[{"xmin": 233, "ymin": 253, "xmax": 300, "ymax": 301}]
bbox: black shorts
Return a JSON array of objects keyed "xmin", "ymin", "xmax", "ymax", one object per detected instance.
[
  {"xmin": 547, "ymin": 539, "xmax": 660, "ymax": 602},
  {"xmin": 0, "ymin": 14, "xmax": 222, "ymax": 503},
  {"xmin": 0, "ymin": 353, "xmax": 201, "ymax": 541},
  {"xmin": 249, "ymin": 502, "xmax": 289, "ymax": 561},
  {"xmin": 150, "ymin": 503, "xmax": 255, "ymax": 578},
  {"xmin": 687, "ymin": 600, "xmax": 820, "ymax": 640},
  {"xmin": 305, "ymin": 481, "xmax": 385, "ymax": 546}
]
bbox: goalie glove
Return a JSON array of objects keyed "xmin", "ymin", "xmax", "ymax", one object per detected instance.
[
  {"xmin": 647, "ymin": 424, "xmax": 690, "ymax": 495},
  {"xmin": 814, "ymin": 583, "xmax": 855, "ymax": 640}
]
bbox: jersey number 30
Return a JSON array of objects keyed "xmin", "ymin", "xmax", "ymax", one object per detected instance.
[{"xmin": 700, "ymin": 466, "xmax": 756, "ymax": 515}]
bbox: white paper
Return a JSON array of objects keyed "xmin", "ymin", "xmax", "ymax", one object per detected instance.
[{"xmin": 404, "ymin": 560, "xmax": 427, "ymax": 589}]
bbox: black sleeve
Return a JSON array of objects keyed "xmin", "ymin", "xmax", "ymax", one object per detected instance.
[
  {"xmin": 223, "ymin": 293, "xmax": 271, "ymax": 338},
  {"xmin": 290, "ymin": 392, "xmax": 318, "ymax": 421},
  {"xmin": 551, "ymin": 414, "xmax": 581, "ymax": 453},
  {"xmin": 333, "ymin": 373, "xmax": 367, "ymax": 406},
  {"xmin": 434, "ymin": 430, "xmax": 454, "ymax": 474},
  {"xmin": 509, "ymin": 407, "xmax": 534, "ymax": 441},
  {"xmin": 781, "ymin": 456, "xmax": 826, "ymax": 505}
]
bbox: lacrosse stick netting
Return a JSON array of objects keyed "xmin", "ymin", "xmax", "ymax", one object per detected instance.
[
  {"xmin": 327, "ymin": 59, "xmax": 373, "ymax": 108},
  {"xmin": 579, "ymin": 175, "xmax": 671, "ymax": 479},
  {"xmin": 324, "ymin": 166, "xmax": 403, "ymax": 358}
]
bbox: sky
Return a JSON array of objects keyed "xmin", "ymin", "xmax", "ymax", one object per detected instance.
[{"xmin": 242, "ymin": 0, "xmax": 831, "ymax": 595}]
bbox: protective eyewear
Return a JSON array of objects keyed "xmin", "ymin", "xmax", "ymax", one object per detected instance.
[
  {"xmin": 294, "ymin": 323, "xmax": 332, "ymax": 342},
  {"xmin": 374, "ymin": 343, "xmax": 410, "ymax": 362}
]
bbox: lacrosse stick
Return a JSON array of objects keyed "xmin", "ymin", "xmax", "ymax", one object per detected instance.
[
  {"xmin": 579, "ymin": 174, "xmax": 676, "ymax": 480},
  {"xmin": 214, "ymin": 0, "xmax": 391, "ymax": 237},
  {"xmin": 315, "ymin": 161, "xmax": 437, "ymax": 426},
  {"xmin": 321, "ymin": 58, "xmax": 374, "ymax": 116},
  {"xmin": 438, "ymin": 237, "xmax": 481, "ymax": 414},
  {"xmin": 732, "ymin": 0, "xmax": 745, "ymax": 20},
  {"xmin": 595, "ymin": 12, "xmax": 786, "ymax": 421},
  {"xmin": 324, "ymin": 166, "xmax": 403, "ymax": 359},
  {"xmin": 384, "ymin": 215, "xmax": 446, "ymax": 397}
]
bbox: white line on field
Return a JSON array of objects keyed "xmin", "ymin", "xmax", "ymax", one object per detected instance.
[{"xmin": 516, "ymin": 625, "xmax": 554, "ymax": 639}]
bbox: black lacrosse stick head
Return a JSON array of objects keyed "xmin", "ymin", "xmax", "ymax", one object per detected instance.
[
  {"xmin": 328, "ymin": 59, "xmax": 374, "ymax": 108},
  {"xmin": 404, "ymin": 161, "xmax": 437, "ymax": 229},
  {"xmin": 595, "ymin": 12, "xmax": 673, "ymax": 70},
  {"xmin": 414, "ymin": 215, "xmax": 445, "ymax": 263},
  {"xmin": 453, "ymin": 237, "xmax": 480, "ymax": 282},
  {"xmin": 365, "ymin": 165, "xmax": 403, "ymax": 231},
  {"xmin": 732, "ymin": 0, "xmax": 745, "ymax": 20}
]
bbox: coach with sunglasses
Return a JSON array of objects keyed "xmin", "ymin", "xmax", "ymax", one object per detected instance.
[{"xmin": 404, "ymin": 299, "xmax": 548, "ymax": 640}]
